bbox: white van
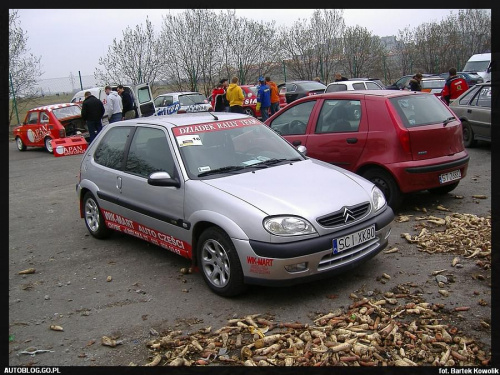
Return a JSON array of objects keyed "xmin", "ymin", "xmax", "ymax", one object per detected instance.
[
  {"xmin": 71, "ymin": 83, "xmax": 156, "ymax": 124},
  {"xmin": 462, "ymin": 53, "xmax": 492, "ymax": 82}
]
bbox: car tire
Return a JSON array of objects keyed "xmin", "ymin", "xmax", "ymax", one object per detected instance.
[
  {"xmin": 16, "ymin": 137, "xmax": 27, "ymax": 151},
  {"xmin": 197, "ymin": 227, "xmax": 247, "ymax": 297},
  {"xmin": 362, "ymin": 168, "xmax": 403, "ymax": 211},
  {"xmin": 244, "ymin": 108, "xmax": 255, "ymax": 118},
  {"xmin": 428, "ymin": 182, "xmax": 460, "ymax": 195},
  {"xmin": 83, "ymin": 192, "xmax": 112, "ymax": 239},
  {"xmin": 462, "ymin": 121, "xmax": 476, "ymax": 148},
  {"xmin": 44, "ymin": 137, "xmax": 54, "ymax": 153}
]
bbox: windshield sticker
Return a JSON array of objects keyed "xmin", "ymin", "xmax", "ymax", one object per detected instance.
[
  {"xmin": 177, "ymin": 134, "xmax": 203, "ymax": 147},
  {"xmin": 156, "ymin": 102, "xmax": 181, "ymax": 116},
  {"xmin": 173, "ymin": 118, "xmax": 260, "ymax": 137},
  {"xmin": 198, "ymin": 166, "xmax": 211, "ymax": 173}
]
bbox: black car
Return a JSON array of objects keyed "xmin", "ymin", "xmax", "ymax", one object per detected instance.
[
  {"xmin": 439, "ymin": 72, "xmax": 484, "ymax": 87},
  {"xmin": 278, "ymin": 80, "xmax": 326, "ymax": 104}
]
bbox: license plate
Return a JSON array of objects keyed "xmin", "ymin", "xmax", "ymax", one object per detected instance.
[
  {"xmin": 439, "ymin": 170, "xmax": 461, "ymax": 184},
  {"xmin": 332, "ymin": 225, "xmax": 376, "ymax": 254}
]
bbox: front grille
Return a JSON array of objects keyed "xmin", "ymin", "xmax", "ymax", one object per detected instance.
[{"xmin": 317, "ymin": 202, "xmax": 370, "ymax": 227}]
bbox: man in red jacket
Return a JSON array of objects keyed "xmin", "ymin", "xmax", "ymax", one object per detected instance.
[{"xmin": 442, "ymin": 67, "xmax": 469, "ymax": 105}]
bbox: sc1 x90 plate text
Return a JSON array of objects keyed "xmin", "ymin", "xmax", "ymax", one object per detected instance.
[{"xmin": 333, "ymin": 225, "xmax": 375, "ymax": 254}]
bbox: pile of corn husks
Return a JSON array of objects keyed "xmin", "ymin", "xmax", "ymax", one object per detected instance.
[{"xmin": 140, "ymin": 297, "xmax": 490, "ymax": 366}]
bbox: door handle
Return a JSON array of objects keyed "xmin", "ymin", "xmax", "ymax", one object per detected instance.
[
  {"xmin": 346, "ymin": 138, "xmax": 358, "ymax": 144},
  {"xmin": 292, "ymin": 140, "xmax": 302, "ymax": 146},
  {"xmin": 116, "ymin": 176, "xmax": 122, "ymax": 190},
  {"xmin": 467, "ymin": 109, "xmax": 472, "ymax": 113}
]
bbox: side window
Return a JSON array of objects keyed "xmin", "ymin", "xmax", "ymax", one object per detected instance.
[
  {"xmin": 269, "ymin": 101, "xmax": 316, "ymax": 136},
  {"xmin": 26, "ymin": 112, "xmax": 39, "ymax": 124},
  {"xmin": 125, "ymin": 127, "xmax": 175, "ymax": 178},
  {"xmin": 40, "ymin": 112, "xmax": 50, "ymax": 124},
  {"xmin": 315, "ymin": 100, "xmax": 360, "ymax": 133},
  {"xmin": 94, "ymin": 127, "xmax": 133, "ymax": 170},
  {"xmin": 352, "ymin": 83, "xmax": 365, "ymax": 90},
  {"xmin": 137, "ymin": 86, "xmax": 152, "ymax": 104},
  {"xmin": 458, "ymin": 87, "xmax": 479, "ymax": 105},
  {"xmin": 476, "ymin": 86, "xmax": 491, "ymax": 108},
  {"xmin": 366, "ymin": 82, "xmax": 380, "ymax": 90},
  {"xmin": 326, "ymin": 84, "xmax": 346, "ymax": 92}
]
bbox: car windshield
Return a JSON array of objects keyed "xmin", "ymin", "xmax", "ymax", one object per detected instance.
[
  {"xmin": 389, "ymin": 95, "xmax": 453, "ymax": 128},
  {"xmin": 463, "ymin": 60, "xmax": 490, "ymax": 72},
  {"xmin": 173, "ymin": 118, "xmax": 304, "ymax": 179},
  {"xmin": 179, "ymin": 93, "xmax": 208, "ymax": 106},
  {"xmin": 52, "ymin": 106, "xmax": 82, "ymax": 119},
  {"xmin": 300, "ymin": 82, "xmax": 326, "ymax": 90}
]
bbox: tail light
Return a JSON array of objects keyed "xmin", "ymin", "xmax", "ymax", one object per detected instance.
[
  {"xmin": 386, "ymin": 101, "xmax": 411, "ymax": 155},
  {"xmin": 177, "ymin": 109, "xmax": 186, "ymax": 114}
]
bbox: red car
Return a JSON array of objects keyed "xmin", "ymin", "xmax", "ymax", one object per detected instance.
[
  {"xmin": 241, "ymin": 84, "xmax": 287, "ymax": 119},
  {"xmin": 265, "ymin": 90, "xmax": 469, "ymax": 210},
  {"xmin": 13, "ymin": 103, "xmax": 88, "ymax": 153}
]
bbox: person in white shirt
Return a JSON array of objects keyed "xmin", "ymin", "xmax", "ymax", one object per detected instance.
[{"xmin": 104, "ymin": 86, "xmax": 123, "ymax": 123}]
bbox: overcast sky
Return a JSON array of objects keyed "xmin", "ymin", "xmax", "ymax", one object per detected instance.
[{"xmin": 14, "ymin": 8, "xmax": 468, "ymax": 80}]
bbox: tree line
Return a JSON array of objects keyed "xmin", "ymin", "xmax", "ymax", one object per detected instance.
[{"xmin": 10, "ymin": 9, "xmax": 491, "ymax": 101}]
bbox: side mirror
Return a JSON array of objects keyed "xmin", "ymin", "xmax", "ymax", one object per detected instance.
[
  {"xmin": 148, "ymin": 171, "xmax": 181, "ymax": 188},
  {"xmin": 297, "ymin": 145, "xmax": 307, "ymax": 156}
]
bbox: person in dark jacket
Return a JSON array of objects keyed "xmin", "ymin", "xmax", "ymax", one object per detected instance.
[
  {"xmin": 117, "ymin": 85, "xmax": 136, "ymax": 120},
  {"xmin": 409, "ymin": 73, "xmax": 423, "ymax": 91},
  {"xmin": 334, "ymin": 73, "xmax": 349, "ymax": 82},
  {"xmin": 81, "ymin": 91, "xmax": 105, "ymax": 143}
]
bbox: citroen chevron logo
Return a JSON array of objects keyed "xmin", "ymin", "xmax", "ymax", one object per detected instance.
[{"xmin": 343, "ymin": 207, "xmax": 355, "ymax": 223}]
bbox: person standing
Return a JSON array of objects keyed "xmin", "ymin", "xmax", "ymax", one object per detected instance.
[
  {"xmin": 334, "ymin": 73, "xmax": 349, "ymax": 82},
  {"xmin": 81, "ymin": 91, "xmax": 105, "ymax": 143},
  {"xmin": 211, "ymin": 80, "xmax": 226, "ymax": 112},
  {"xmin": 256, "ymin": 76, "xmax": 271, "ymax": 121},
  {"xmin": 220, "ymin": 78, "xmax": 230, "ymax": 112},
  {"xmin": 409, "ymin": 73, "xmax": 423, "ymax": 91},
  {"xmin": 441, "ymin": 67, "xmax": 469, "ymax": 105},
  {"xmin": 226, "ymin": 76, "xmax": 245, "ymax": 114},
  {"xmin": 117, "ymin": 85, "xmax": 136, "ymax": 120},
  {"xmin": 104, "ymin": 85, "xmax": 122, "ymax": 123},
  {"xmin": 266, "ymin": 76, "xmax": 280, "ymax": 115}
]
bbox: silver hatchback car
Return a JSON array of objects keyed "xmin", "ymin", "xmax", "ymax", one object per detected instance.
[{"xmin": 76, "ymin": 112, "xmax": 394, "ymax": 296}]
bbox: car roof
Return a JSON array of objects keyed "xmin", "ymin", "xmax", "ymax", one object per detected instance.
[
  {"xmin": 109, "ymin": 112, "xmax": 252, "ymax": 130},
  {"xmin": 315, "ymin": 90, "xmax": 422, "ymax": 99},
  {"xmin": 156, "ymin": 91, "xmax": 203, "ymax": 97},
  {"xmin": 31, "ymin": 103, "xmax": 80, "ymax": 111}
]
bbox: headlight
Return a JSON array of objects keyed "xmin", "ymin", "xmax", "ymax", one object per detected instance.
[
  {"xmin": 263, "ymin": 216, "xmax": 317, "ymax": 236},
  {"xmin": 371, "ymin": 186, "xmax": 386, "ymax": 211}
]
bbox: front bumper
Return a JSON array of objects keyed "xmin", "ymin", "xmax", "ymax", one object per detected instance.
[{"xmin": 234, "ymin": 206, "xmax": 394, "ymax": 287}]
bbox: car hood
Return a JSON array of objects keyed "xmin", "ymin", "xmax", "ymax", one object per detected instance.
[{"xmin": 202, "ymin": 159, "xmax": 373, "ymax": 217}]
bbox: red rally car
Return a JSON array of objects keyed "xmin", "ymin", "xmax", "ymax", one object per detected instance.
[{"xmin": 13, "ymin": 103, "xmax": 88, "ymax": 153}]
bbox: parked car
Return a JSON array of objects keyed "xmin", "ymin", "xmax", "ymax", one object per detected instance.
[
  {"xmin": 385, "ymin": 74, "xmax": 437, "ymax": 90},
  {"xmin": 462, "ymin": 53, "xmax": 492, "ymax": 82},
  {"xmin": 278, "ymin": 80, "xmax": 326, "ymax": 104},
  {"xmin": 449, "ymin": 82, "xmax": 491, "ymax": 147},
  {"xmin": 439, "ymin": 72, "xmax": 484, "ymax": 87},
  {"xmin": 154, "ymin": 92, "xmax": 212, "ymax": 115},
  {"xmin": 76, "ymin": 112, "xmax": 394, "ymax": 296},
  {"xmin": 71, "ymin": 83, "xmax": 156, "ymax": 122},
  {"xmin": 13, "ymin": 103, "xmax": 87, "ymax": 153},
  {"xmin": 325, "ymin": 80, "xmax": 385, "ymax": 93},
  {"xmin": 264, "ymin": 90, "xmax": 469, "ymax": 210},
  {"xmin": 348, "ymin": 78, "xmax": 386, "ymax": 89},
  {"xmin": 240, "ymin": 84, "xmax": 263, "ymax": 118},
  {"xmin": 406, "ymin": 76, "xmax": 446, "ymax": 97}
]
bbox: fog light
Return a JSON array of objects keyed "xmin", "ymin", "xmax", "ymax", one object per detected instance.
[{"xmin": 284, "ymin": 262, "xmax": 308, "ymax": 273}]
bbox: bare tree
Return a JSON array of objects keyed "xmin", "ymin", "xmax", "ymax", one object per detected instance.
[
  {"xmin": 339, "ymin": 25, "xmax": 385, "ymax": 78},
  {"xmin": 9, "ymin": 10, "xmax": 43, "ymax": 123},
  {"xmin": 94, "ymin": 17, "xmax": 163, "ymax": 85}
]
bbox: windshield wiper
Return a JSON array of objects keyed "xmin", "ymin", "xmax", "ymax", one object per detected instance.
[
  {"xmin": 443, "ymin": 116, "xmax": 455, "ymax": 126},
  {"xmin": 198, "ymin": 165, "xmax": 244, "ymax": 177},
  {"xmin": 250, "ymin": 158, "xmax": 302, "ymax": 167}
]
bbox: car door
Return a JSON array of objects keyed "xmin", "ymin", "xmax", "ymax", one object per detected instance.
[
  {"xmin": 268, "ymin": 99, "xmax": 318, "ymax": 149},
  {"xmin": 132, "ymin": 83, "xmax": 156, "ymax": 117},
  {"xmin": 119, "ymin": 125, "xmax": 190, "ymax": 258},
  {"xmin": 22, "ymin": 111, "xmax": 47, "ymax": 147},
  {"xmin": 304, "ymin": 98, "xmax": 368, "ymax": 171},
  {"xmin": 467, "ymin": 85, "xmax": 491, "ymax": 140}
]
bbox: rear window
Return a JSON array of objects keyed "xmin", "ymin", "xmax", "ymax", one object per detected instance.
[
  {"xmin": 389, "ymin": 95, "xmax": 452, "ymax": 128},
  {"xmin": 421, "ymin": 79, "xmax": 445, "ymax": 89},
  {"xmin": 53, "ymin": 106, "xmax": 82, "ymax": 119},
  {"xmin": 300, "ymin": 82, "xmax": 326, "ymax": 91},
  {"xmin": 326, "ymin": 84, "xmax": 347, "ymax": 92},
  {"xmin": 179, "ymin": 93, "xmax": 207, "ymax": 105}
]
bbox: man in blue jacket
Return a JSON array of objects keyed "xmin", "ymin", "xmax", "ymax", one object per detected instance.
[{"xmin": 257, "ymin": 76, "xmax": 271, "ymax": 121}]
